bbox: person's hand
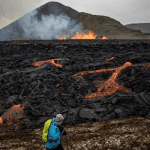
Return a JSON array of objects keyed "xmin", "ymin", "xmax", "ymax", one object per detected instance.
[
  {"xmin": 58, "ymin": 125, "xmax": 67, "ymax": 135},
  {"xmin": 58, "ymin": 125, "xmax": 64, "ymax": 133},
  {"xmin": 62, "ymin": 130, "xmax": 67, "ymax": 135}
]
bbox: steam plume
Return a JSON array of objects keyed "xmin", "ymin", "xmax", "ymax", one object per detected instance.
[{"xmin": 0, "ymin": 6, "xmax": 87, "ymax": 41}]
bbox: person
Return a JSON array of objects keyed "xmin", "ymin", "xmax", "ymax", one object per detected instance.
[{"xmin": 46, "ymin": 114, "xmax": 67, "ymax": 150}]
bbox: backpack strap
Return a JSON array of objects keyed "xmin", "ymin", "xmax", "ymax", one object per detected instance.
[
  {"xmin": 51, "ymin": 123, "xmax": 57, "ymax": 129},
  {"xmin": 46, "ymin": 120, "xmax": 52, "ymax": 142}
]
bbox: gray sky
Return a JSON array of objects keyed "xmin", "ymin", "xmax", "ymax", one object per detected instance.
[{"xmin": 0, "ymin": 0, "xmax": 150, "ymax": 29}]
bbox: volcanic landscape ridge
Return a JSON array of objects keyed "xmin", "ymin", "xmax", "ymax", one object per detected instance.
[{"xmin": 0, "ymin": 39, "xmax": 150, "ymax": 133}]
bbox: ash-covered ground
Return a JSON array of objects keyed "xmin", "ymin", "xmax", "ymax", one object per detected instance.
[{"xmin": 0, "ymin": 39, "xmax": 150, "ymax": 134}]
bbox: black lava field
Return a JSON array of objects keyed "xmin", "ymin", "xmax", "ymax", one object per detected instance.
[{"xmin": 0, "ymin": 39, "xmax": 150, "ymax": 133}]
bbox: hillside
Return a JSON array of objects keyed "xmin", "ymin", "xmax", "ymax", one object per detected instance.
[
  {"xmin": 35, "ymin": 1, "xmax": 79, "ymax": 19},
  {"xmin": 73, "ymin": 12, "xmax": 150, "ymax": 39},
  {"xmin": 124, "ymin": 23, "xmax": 150, "ymax": 35}
]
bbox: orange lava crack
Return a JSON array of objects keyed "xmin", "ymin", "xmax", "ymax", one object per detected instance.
[
  {"xmin": 33, "ymin": 59, "xmax": 63, "ymax": 68},
  {"xmin": 71, "ymin": 62, "xmax": 133, "ymax": 99},
  {"xmin": 106, "ymin": 57, "xmax": 114, "ymax": 61}
]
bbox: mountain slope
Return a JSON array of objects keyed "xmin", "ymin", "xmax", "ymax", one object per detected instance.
[
  {"xmin": 124, "ymin": 23, "xmax": 150, "ymax": 34},
  {"xmin": 73, "ymin": 12, "xmax": 150, "ymax": 39},
  {"xmin": 35, "ymin": 1, "xmax": 79, "ymax": 19}
]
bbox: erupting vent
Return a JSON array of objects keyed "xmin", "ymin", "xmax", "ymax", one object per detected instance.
[{"xmin": 58, "ymin": 30, "xmax": 108, "ymax": 40}]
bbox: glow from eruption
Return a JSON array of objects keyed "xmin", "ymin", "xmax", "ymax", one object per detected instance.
[
  {"xmin": 58, "ymin": 30, "xmax": 107, "ymax": 40},
  {"xmin": 101, "ymin": 35, "xmax": 107, "ymax": 40}
]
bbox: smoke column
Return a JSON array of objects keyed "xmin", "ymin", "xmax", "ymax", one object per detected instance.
[{"xmin": 0, "ymin": 6, "xmax": 87, "ymax": 41}]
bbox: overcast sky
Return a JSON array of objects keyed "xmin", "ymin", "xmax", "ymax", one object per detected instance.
[{"xmin": 0, "ymin": 0, "xmax": 150, "ymax": 29}]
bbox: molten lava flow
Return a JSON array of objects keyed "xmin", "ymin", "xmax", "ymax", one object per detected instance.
[
  {"xmin": 56, "ymin": 83, "xmax": 60, "ymax": 87},
  {"xmin": 23, "ymin": 42, "xmax": 31, "ymax": 44},
  {"xmin": 147, "ymin": 64, "xmax": 150, "ymax": 69},
  {"xmin": 0, "ymin": 117, "xmax": 3, "ymax": 124},
  {"xmin": 33, "ymin": 59, "xmax": 63, "ymax": 68},
  {"xmin": 71, "ymin": 68, "xmax": 116, "ymax": 79},
  {"xmin": 33, "ymin": 58, "xmax": 69, "ymax": 68},
  {"xmin": 101, "ymin": 35, "xmax": 107, "ymax": 40},
  {"xmin": 58, "ymin": 30, "xmax": 108, "ymax": 40},
  {"xmin": 71, "ymin": 62, "xmax": 133, "ymax": 99},
  {"xmin": 59, "ymin": 37, "xmax": 67, "ymax": 40},
  {"xmin": 33, "ymin": 58, "xmax": 69, "ymax": 88},
  {"xmin": 106, "ymin": 57, "xmax": 114, "ymax": 61},
  {"xmin": 0, "ymin": 104, "xmax": 25, "ymax": 133}
]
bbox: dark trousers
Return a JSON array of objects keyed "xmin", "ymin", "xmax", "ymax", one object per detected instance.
[{"xmin": 46, "ymin": 143, "xmax": 64, "ymax": 150}]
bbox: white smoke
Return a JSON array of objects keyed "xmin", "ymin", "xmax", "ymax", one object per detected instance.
[{"xmin": 0, "ymin": 6, "xmax": 88, "ymax": 41}]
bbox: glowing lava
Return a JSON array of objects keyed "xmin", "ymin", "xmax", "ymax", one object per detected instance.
[
  {"xmin": 22, "ymin": 42, "xmax": 31, "ymax": 44},
  {"xmin": 71, "ymin": 62, "xmax": 133, "ymax": 99},
  {"xmin": 33, "ymin": 58, "xmax": 67, "ymax": 68},
  {"xmin": 56, "ymin": 83, "xmax": 61, "ymax": 87},
  {"xmin": 101, "ymin": 35, "xmax": 108, "ymax": 40},
  {"xmin": 0, "ymin": 104, "xmax": 25, "ymax": 133},
  {"xmin": 58, "ymin": 30, "xmax": 107, "ymax": 40},
  {"xmin": 59, "ymin": 37, "xmax": 67, "ymax": 40},
  {"xmin": 106, "ymin": 57, "xmax": 114, "ymax": 61}
]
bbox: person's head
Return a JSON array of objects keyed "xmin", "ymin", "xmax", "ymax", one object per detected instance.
[
  {"xmin": 54, "ymin": 114, "xmax": 64, "ymax": 125},
  {"xmin": 56, "ymin": 121, "xmax": 63, "ymax": 125}
]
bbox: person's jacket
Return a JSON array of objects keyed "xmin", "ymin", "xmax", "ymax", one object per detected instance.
[{"xmin": 46, "ymin": 119, "xmax": 65, "ymax": 149}]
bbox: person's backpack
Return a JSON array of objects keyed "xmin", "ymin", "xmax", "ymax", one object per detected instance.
[{"xmin": 42, "ymin": 119, "xmax": 52, "ymax": 142}]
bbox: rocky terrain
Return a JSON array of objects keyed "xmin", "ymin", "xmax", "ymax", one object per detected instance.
[
  {"xmin": 1, "ymin": 116, "xmax": 150, "ymax": 150},
  {"xmin": 0, "ymin": 39, "xmax": 150, "ymax": 149}
]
